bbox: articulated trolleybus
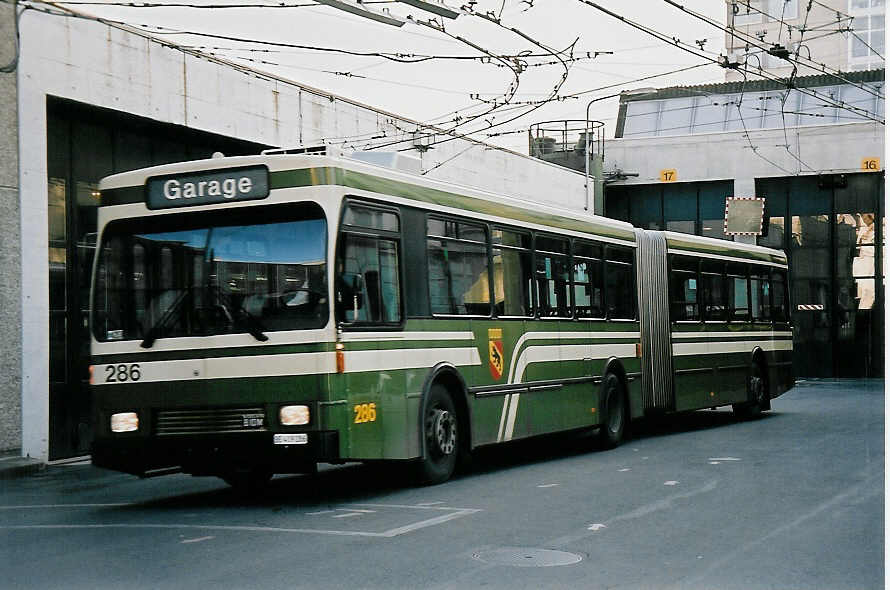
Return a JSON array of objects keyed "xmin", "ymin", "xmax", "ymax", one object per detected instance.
[{"xmin": 90, "ymin": 149, "xmax": 793, "ymax": 487}]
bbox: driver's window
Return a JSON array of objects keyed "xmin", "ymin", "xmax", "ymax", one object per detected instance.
[{"xmin": 337, "ymin": 202, "xmax": 402, "ymax": 325}]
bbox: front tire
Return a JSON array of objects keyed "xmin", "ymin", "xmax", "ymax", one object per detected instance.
[
  {"xmin": 416, "ymin": 384, "xmax": 460, "ymax": 485},
  {"xmin": 598, "ymin": 372, "xmax": 627, "ymax": 449}
]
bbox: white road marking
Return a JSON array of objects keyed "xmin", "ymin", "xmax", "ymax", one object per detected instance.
[
  {"xmin": 587, "ymin": 524, "xmax": 607, "ymax": 531},
  {"xmin": 708, "ymin": 457, "xmax": 742, "ymax": 462},
  {"xmin": 537, "ymin": 484, "xmax": 559, "ymax": 488},
  {"xmin": 667, "ymin": 477, "xmax": 881, "ymax": 589},
  {"xmin": 335, "ymin": 508, "xmax": 376, "ymax": 513},
  {"xmin": 0, "ymin": 504, "xmax": 482, "ymax": 538},
  {"xmin": 332, "ymin": 512, "xmax": 364, "ymax": 519},
  {"xmin": 549, "ymin": 480, "xmax": 720, "ymax": 547},
  {"xmin": 415, "ymin": 502, "xmax": 445, "ymax": 506},
  {"xmin": 0, "ymin": 504, "xmax": 131, "ymax": 510},
  {"xmin": 180, "ymin": 536, "xmax": 214, "ymax": 544},
  {"xmin": 618, "ymin": 468, "xmax": 631, "ymax": 472},
  {"xmin": 305, "ymin": 510, "xmax": 335, "ymax": 516},
  {"xmin": 664, "ymin": 481, "xmax": 679, "ymax": 486}
]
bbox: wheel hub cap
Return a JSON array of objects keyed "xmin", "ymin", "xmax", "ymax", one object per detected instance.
[{"xmin": 429, "ymin": 409, "xmax": 456, "ymax": 456}]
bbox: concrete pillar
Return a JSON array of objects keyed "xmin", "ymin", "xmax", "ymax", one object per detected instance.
[{"xmin": 0, "ymin": 1, "xmax": 22, "ymax": 453}]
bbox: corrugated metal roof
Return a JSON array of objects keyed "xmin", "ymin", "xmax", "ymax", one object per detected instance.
[
  {"xmin": 619, "ymin": 69, "xmax": 885, "ymax": 103},
  {"xmin": 613, "ymin": 68, "xmax": 884, "ymax": 138}
]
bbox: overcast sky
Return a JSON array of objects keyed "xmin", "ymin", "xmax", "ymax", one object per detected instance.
[{"xmin": 55, "ymin": 0, "xmax": 729, "ymax": 151}]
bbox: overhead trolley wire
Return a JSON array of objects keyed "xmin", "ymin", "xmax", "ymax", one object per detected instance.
[
  {"xmin": 573, "ymin": 0, "xmax": 883, "ymax": 124},
  {"xmin": 666, "ymin": 0, "xmax": 884, "ymax": 100}
]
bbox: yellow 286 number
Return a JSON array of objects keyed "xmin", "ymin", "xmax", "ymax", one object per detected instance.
[{"xmin": 353, "ymin": 403, "xmax": 377, "ymax": 424}]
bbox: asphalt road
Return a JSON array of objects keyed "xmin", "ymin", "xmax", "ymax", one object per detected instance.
[{"xmin": 1, "ymin": 380, "xmax": 883, "ymax": 590}]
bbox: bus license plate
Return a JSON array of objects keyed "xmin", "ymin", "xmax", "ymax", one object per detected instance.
[{"xmin": 273, "ymin": 433, "xmax": 308, "ymax": 445}]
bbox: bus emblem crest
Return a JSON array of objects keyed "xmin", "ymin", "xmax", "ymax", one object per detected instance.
[{"xmin": 488, "ymin": 328, "xmax": 505, "ymax": 380}]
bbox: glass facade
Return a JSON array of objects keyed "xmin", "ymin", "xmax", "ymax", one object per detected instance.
[
  {"xmin": 757, "ymin": 173, "xmax": 884, "ymax": 377},
  {"xmin": 604, "ymin": 173, "xmax": 884, "ymax": 378},
  {"xmin": 605, "ymin": 180, "xmax": 734, "ymax": 239},
  {"xmin": 46, "ymin": 97, "xmax": 265, "ymax": 459}
]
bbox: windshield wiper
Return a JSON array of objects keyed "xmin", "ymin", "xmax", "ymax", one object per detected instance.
[
  {"xmin": 140, "ymin": 290, "xmax": 190, "ymax": 349},
  {"xmin": 214, "ymin": 289, "xmax": 269, "ymax": 342}
]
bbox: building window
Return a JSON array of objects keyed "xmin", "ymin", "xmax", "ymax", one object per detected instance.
[
  {"xmin": 767, "ymin": 0, "xmax": 798, "ymax": 20},
  {"xmin": 849, "ymin": 0, "xmax": 885, "ymax": 69},
  {"xmin": 731, "ymin": 0, "xmax": 763, "ymax": 24}
]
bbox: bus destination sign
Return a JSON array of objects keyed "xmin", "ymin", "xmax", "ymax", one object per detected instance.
[{"xmin": 146, "ymin": 165, "xmax": 269, "ymax": 209}]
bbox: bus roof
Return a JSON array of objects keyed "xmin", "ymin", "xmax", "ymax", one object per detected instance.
[
  {"xmin": 99, "ymin": 153, "xmax": 639, "ymax": 243},
  {"xmin": 98, "ymin": 153, "xmax": 786, "ymax": 263},
  {"xmin": 664, "ymin": 231, "xmax": 787, "ymax": 266}
]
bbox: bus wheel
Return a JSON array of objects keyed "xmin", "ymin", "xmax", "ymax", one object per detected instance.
[
  {"xmin": 416, "ymin": 384, "xmax": 459, "ymax": 485},
  {"xmin": 733, "ymin": 361, "xmax": 765, "ymax": 420},
  {"xmin": 598, "ymin": 373, "xmax": 627, "ymax": 449},
  {"xmin": 221, "ymin": 468, "xmax": 273, "ymax": 493}
]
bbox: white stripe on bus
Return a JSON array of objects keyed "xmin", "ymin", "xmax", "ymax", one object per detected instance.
[
  {"xmin": 672, "ymin": 340, "xmax": 793, "ymax": 356},
  {"xmin": 340, "ymin": 331, "xmax": 475, "ymax": 342},
  {"xmin": 666, "ymin": 248, "xmax": 787, "ymax": 268},
  {"xmin": 504, "ymin": 331, "xmax": 640, "ymax": 389},
  {"xmin": 91, "ymin": 347, "xmax": 483, "ymax": 385},
  {"xmin": 341, "ymin": 348, "xmax": 481, "ymax": 373},
  {"xmin": 498, "ymin": 341, "xmax": 638, "ymax": 442},
  {"xmin": 671, "ymin": 331, "xmax": 792, "ymax": 339}
]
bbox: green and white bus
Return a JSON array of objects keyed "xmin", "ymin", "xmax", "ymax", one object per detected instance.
[{"xmin": 89, "ymin": 150, "xmax": 793, "ymax": 486}]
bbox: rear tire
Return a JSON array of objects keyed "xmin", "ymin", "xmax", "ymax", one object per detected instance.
[
  {"xmin": 733, "ymin": 360, "xmax": 766, "ymax": 420},
  {"xmin": 598, "ymin": 372, "xmax": 627, "ymax": 449},
  {"xmin": 415, "ymin": 384, "xmax": 460, "ymax": 485}
]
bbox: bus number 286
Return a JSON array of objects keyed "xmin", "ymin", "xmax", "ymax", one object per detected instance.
[
  {"xmin": 104, "ymin": 364, "xmax": 141, "ymax": 383},
  {"xmin": 353, "ymin": 403, "xmax": 377, "ymax": 424}
]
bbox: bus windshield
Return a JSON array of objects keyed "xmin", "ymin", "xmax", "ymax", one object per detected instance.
[{"xmin": 92, "ymin": 203, "xmax": 328, "ymax": 344}]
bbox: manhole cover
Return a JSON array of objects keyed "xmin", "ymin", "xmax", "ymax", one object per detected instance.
[{"xmin": 472, "ymin": 547, "xmax": 583, "ymax": 567}]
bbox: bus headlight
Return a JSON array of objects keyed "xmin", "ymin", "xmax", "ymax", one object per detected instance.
[
  {"xmin": 279, "ymin": 405, "xmax": 310, "ymax": 426},
  {"xmin": 110, "ymin": 412, "xmax": 139, "ymax": 433}
]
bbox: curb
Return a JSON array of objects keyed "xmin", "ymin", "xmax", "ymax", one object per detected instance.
[{"xmin": 0, "ymin": 457, "xmax": 45, "ymax": 479}]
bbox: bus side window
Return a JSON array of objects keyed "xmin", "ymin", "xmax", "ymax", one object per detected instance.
[
  {"xmin": 492, "ymin": 228, "xmax": 533, "ymax": 317},
  {"xmin": 572, "ymin": 240, "xmax": 604, "ymax": 319},
  {"xmin": 701, "ymin": 260, "xmax": 726, "ymax": 321},
  {"xmin": 751, "ymin": 266, "xmax": 771, "ymax": 322},
  {"xmin": 770, "ymin": 270, "xmax": 790, "ymax": 322},
  {"xmin": 427, "ymin": 218, "xmax": 490, "ymax": 316},
  {"xmin": 605, "ymin": 246, "xmax": 636, "ymax": 320},
  {"xmin": 337, "ymin": 201, "xmax": 402, "ymax": 325},
  {"xmin": 669, "ymin": 255, "xmax": 699, "ymax": 321},
  {"xmin": 727, "ymin": 262, "xmax": 749, "ymax": 322},
  {"xmin": 535, "ymin": 235, "xmax": 571, "ymax": 318},
  {"xmin": 337, "ymin": 234, "xmax": 401, "ymax": 324}
]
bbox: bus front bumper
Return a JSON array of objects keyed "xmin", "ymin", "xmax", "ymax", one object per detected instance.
[{"xmin": 91, "ymin": 431, "xmax": 340, "ymax": 478}]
